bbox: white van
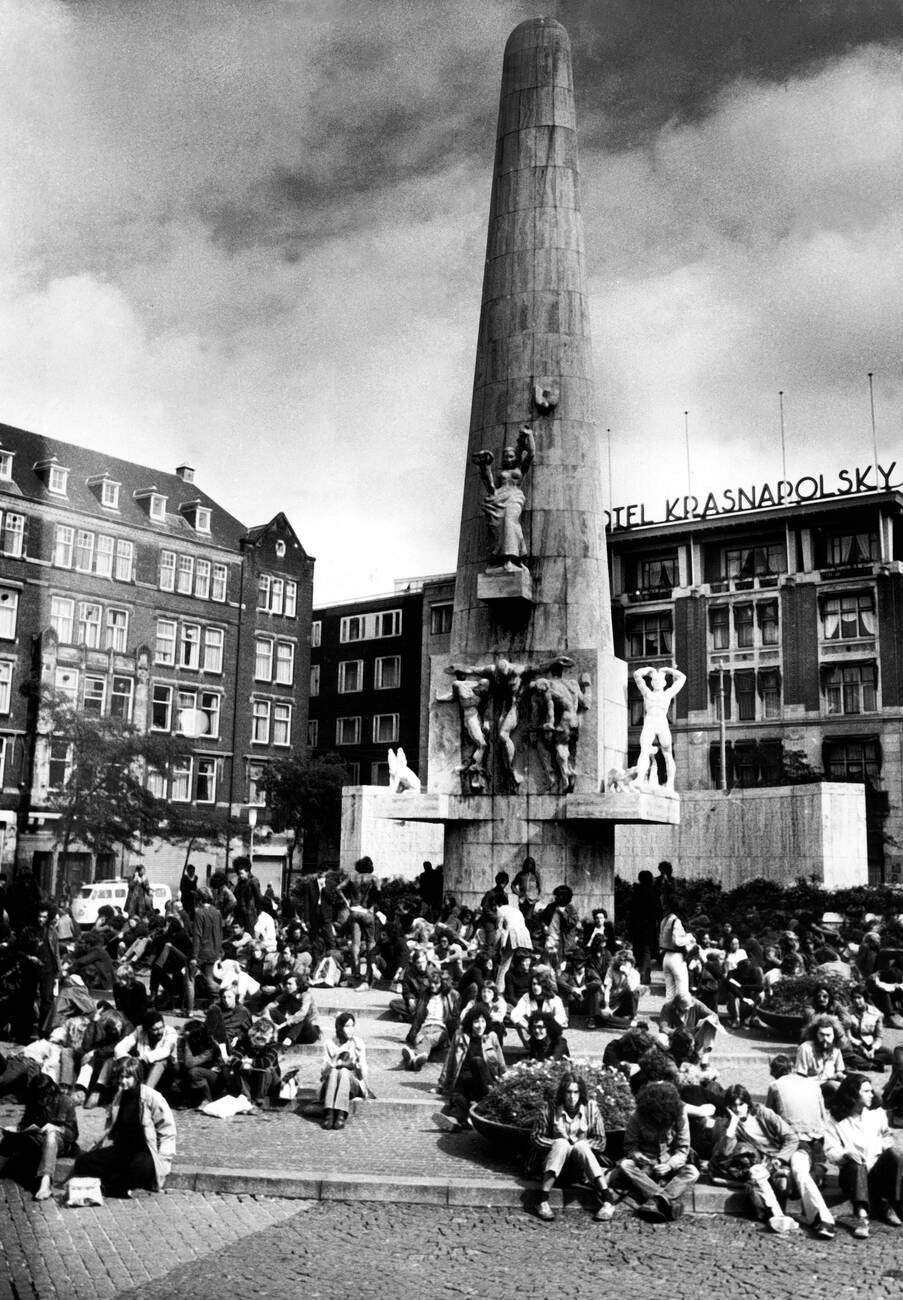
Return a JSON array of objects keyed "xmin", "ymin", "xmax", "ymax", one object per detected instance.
[{"xmin": 72, "ymin": 878, "xmax": 172, "ymax": 929}]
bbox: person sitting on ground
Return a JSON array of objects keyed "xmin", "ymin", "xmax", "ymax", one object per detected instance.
[
  {"xmin": 525, "ymin": 1010, "xmax": 570, "ymax": 1063},
  {"xmin": 658, "ymin": 991, "xmax": 720, "ymax": 1060},
  {"xmin": 630, "ymin": 1045, "xmax": 680, "ymax": 1096},
  {"xmin": 72, "ymin": 1004, "xmax": 130, "ymax": 1107},
  {"xmin": 511, "ymin": 856, "xmax": 542, "ymax": 921},
  {"xmin": 226, "ymin": 1016, "xmax": 281, "ymax": 1108},
  {"xmin": 264, "ymin": 973, "xmax": 321, "ymax": 1046},
  {"xmin": 866, "ymin": 952, "xmax": 903, "ymax": 1028},
  {"xmin": 843, "ymin": 986, "xmax": 892, "ymax": 1073},
  {"xmin": 389, "ymin": 947, "xmax": 431, "ymax": 1021},
  {"xmin": 69, "ymin": 1055, "xmax": 176, "ymax": 1198},
  {"xmin": 764, "ymin": 1054, "xmax": 836, "ymax": 1239},
  {"xmin": 711, "ymin": 1083, "xmax": 800, "ymax": 1234},
  {"xmin": 402, "ymin": 966, "xmax": 460, "ymax": 1072},
  {"xmin": 801, "ymin": 984, "xmax": 849, "ymax": 1049},
  {"xmin": 510, "ymin": 971, "xmax": 568, "ymax": 1046},
  {"xmin": 147, "ymin": 914, "xmax": 192, "ymax": 1010},
  {"xmin": 531, "ymin": 1071, "xmax": 614, "ymax": 1222},
  {"xmin": 602, "ymin": 1026, "xmax": 656, "ymax": 1080},
  {"xmin": 112, "ymin": 963, "xmax": 149, "ymax": 1028},
  {"xmin": 434, "ymin": 1001, "xmax": 505, "ymax": 1133},
  {"xmin": 172, "ymin": 1017, "xmax": 223, "ymax": 1108},
  {"xmin": 610, "ymin": 1081, "xmax": 699, "ymax": 1222},
  {"xmin": 539, "ymin": 886, "xmax": 580, "ymax": 962},
  {"xmin": 795, "ymin": 1017, "xmax": 846, "ymax": 1096},
  {"xmin": 252, "ymin": 907, "xmax": 278, "ymax": 957},
  {"xmin": 825, "ymin": 1072, "xmax": 903, "ymax": 1238},
  {"xmin": 502, "ymin": 948, "xmax": 534, "ymax": 1008},
  {"xmin": 1, "ymin": 1071, "xmax": 79, "ymax": 1201},
  {"xmin": 725, "ymin": 953, "xmax": 765, "ymax": 1029},
  {"xmin": 668, "ymin": 1029, "xmax": 724, "ymax": 1160},
  {"xmin": 320, "ymin": 1011, "xmax": 369, "ymax": 1130},
  {"xmin": 205, "ymin": 984, "xmax": 253, "ymax": 1062},
  {"xmin": 114, "ymin": 1010, "xmax": 179, "ymax": 1099},
  {"xmin": 584, "ymin": 907, "xmax": 616, "ymax": 965},
  {"xmin": 596, "ymin": 949, "xmax": 641, "ymax": 1028},
  {"xmin": 457, "ymin": 952, "xmax": 495, "ymax": 1011},
  {"xmin": 881, "ymin": 1046, "xmax": 903, "ymax": 1127},
  {"xmin": 476, "ymin": 873, "xmax": 510, "ymax": 952},
  {"xmin": 556, "ymin": 948, "xmax": 604, "ymax": 1025}
]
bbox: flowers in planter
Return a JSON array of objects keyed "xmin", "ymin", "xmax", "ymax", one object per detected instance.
[
  {"xmin": 475, "ymin": 1059, "xmax": 635, "ymax": 1131},
  {"xmin": 767, "ymin": 972, "xmax": 857, "ymax": 1017}
]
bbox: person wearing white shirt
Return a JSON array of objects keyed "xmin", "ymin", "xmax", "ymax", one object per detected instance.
[
  {"xmin": 824, "ymin": 1073, "xmax": 903, "ymax": 1238},
  {"xmin": 253, "ymin": 909, "xmax": 277, "ymax": 955}
]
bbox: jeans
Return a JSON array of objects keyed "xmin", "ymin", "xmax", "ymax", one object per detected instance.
[{"xmin": 614, "ymin": 1157, "xmax": 699, "ymax": 1208}]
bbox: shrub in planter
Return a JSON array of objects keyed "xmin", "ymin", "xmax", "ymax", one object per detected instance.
[
  {"xmin": 767, "ymin": 972, "xmax": 857, "ymax": 1018},
  {"xmin": 475, "ymin": 1059, "xmax": 635, "ymax": 1132}
]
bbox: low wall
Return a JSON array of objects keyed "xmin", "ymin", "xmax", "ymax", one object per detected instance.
[{"xmin": 615, "ymin": 782, "xmax": 867, "ymax": 889}]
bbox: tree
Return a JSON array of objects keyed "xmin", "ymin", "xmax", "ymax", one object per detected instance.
[
  {"xmin": 42, "ymin": 701, "xmax": 194, "ymax": 867},
  {"xmin": 257, "ymin": 752, "xmax": 346, "ymax": 873}
]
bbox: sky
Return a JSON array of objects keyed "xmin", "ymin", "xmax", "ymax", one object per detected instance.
[{"xmin": 1, "ymin": 0, "xmax": 902, "ymax": 602}]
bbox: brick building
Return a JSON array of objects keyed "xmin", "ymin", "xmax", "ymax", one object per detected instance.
[{"xmin": 0, "ymin": 422, "xmax": 314, "ymax": 896}]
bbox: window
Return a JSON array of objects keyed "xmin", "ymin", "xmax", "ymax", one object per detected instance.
[
  {"xmin": 343, "ymin": 762, "xmax": 360, "ymax": 785},
  {"xmin": 104, "ymin": 608, "xmax": 128, "ymax": 653},
  {"xmin": 252, "ymin": 698, "xmax": 271, "ymax": 743},
  {"xmin": 734, "ymin": 605, "xmax": 755, "ymax": 649},
  {"xmin": 373, "ymin": 713, "xmax": 399, "ymax": 743},
  {"xmin": 84, "ymin": 677, "xmax": 105, "ymax": 714},
  {"xmin": 155, "ymin": 619, "xmax": 177, "ymax": 666},
  {"xmin": 101, "ymin": 480, "xmax": 120, "ymax": 509},
  {"xmin": 340, "ymin": 608, "xmax": 402, "ymax": 642},
  {"xmin": 336, "ymin": 716, "xmax": 361, "ymax": 746},
  {"xmin": 824, "ymin": 664, "xmax": 877, "ymax": 716},
  {"xmin": 430, "ymin": 603, "xmax": 453, "ymax": 635},
  {"xmin": 307, "ymin": 720, "xmax": 318, "ymax": 747},
  {"xmin": 0, "ymin": 661, "xmax": 12, "ymax": 713},
  {"xmin": 53, "ymin": 525, "xmax": 74, "ymax": 568},
  {"xmin": 759, "ymin": 669, "xmax": 781, "ymax": 719},
  {"xmin": 311, "ymin": 620, "xmax": 322, "ymax": 648},
  {"xmin": 48, "ymin": 465, "xmax": 68, "ymax": 495},
  {"xmin": 822, "ymin": 593, "xmax": 875, "ymax": 641},
  {"xmin": 146, "ymin": 767, "xmax": 166, "ymax": 800},
  {"xmin": 0, "ymin": 588, "xmax": 18, "ymax": 640},
  {"xmin": 823, "ymin": 739, "xmax": 881, "ymax": 782},
  {"xmin": 310, "ymin": 664, "xmax": 320, "ymax": 696},
  {"xmin": 177, "ymin": 555, "xmax": 194, "ymax": 595},
  {"xmin": 152, "ymin": 684, "xmax": 173, "ymax": 730},
  {"xmin": 115, "ymin": 540, "xmax": 133, "ymax": 582},
  {"xmin": 709, "ymin": 606, "xmax": 729, "ymax": 651},
  {"xmin": 179, "ymin": 624, "xmax": 201, "ymax": 669},
  {"xmin": 170, "ymin": 758, "xmax": 192, "ymax": 802},
  {"xmin": 273, "ymin": 702, "xmax": 292, "ymax": 746},
  {"xmin": 247, "ymin": 761, "xmax": 267, "ymax": 805},
  {"xmin": 371, "ymin": 761, "xmax": 391, "ymax": 785},
  {"xmin": 257, "ymin": 574, "xmax": 296, "ymax": 616},
  {"xmin": 627, "ymin": 612, "xmax": 672, "ymax": 659},
  {"xmin": 255, "ymin": 638, "xmax": 274, "ymax": 681},
  {"xmin": 826, "ymin": 532, "xmax": 878, "ymax": 566},
  {"xmin": 374, "ymin": 655, "xmax": 400, "ymax": 690},
  {"xmin": 95, "ymin": 535, "xmax": 114, "ymax": 578},
  {"xmin": 275, "ymin": 540, "xmax": 286, "ymax": 558},
  {"xmin": 199, "ymin": 691, "xmax": 221, "ymax": 738},
  {"xmin": 110, "ymin": 676, "xmax": 133, "ymax": 722},
  {"xmin": 338, "ymin": 659, "xmax": 363, "ymax": 693},
  {"xmin": 77, "ymin": 602, "xmax": 102, "ymax": 648},
  {"xmin": 257, "ymin": 575, "xmax": 271, "ymax": 611},
  {"xmin": 0, "ymin": 735, "xmax": 7, "ymax": 785},
  {"xmin": 275, "ymin": 642, "xmax": 294, "ymax": 685},
  {"xmin": 0, "ymin": 512, "xmax": 24, "ymax": 558},
  {"xmin": 195, "ymin": 758, "xmax": 217, "ymax": 803},
  {"xmin": 0, "ymin": 451, "xmax": 12, "ymax": 481},
  {"xmin": 723, "ymin": 543, "xmax": 786, "ymax": 581},
  {"xmin": 735, "ymin": 670, "xmax": 756, "ymax": 721},
  {"xmin": 709, "ymin": 672, "xmax": 731, "ymax": 721},
  {"xmin": 758, "ymin": 601, "xmax": 779, "ymax": 646},
  {"xmin": 203, "ymin": 627, "xmax": 223, "ymax": 673},
  {"xmin": 75, "ymin": 530, "xmax": 95, "ymax": 573},
  {"xmin": 54, "ymin": 667, "xmax": 78, "ymax": 703},
  {"xmin": 194, "ymin": 559, "xmax": 211, "ymax": 600},
  {"xmin": 50, "ymin": 596, "xmax": 74, "ymax": 644},
  {"xmin": 149, "ymin": 494, "xmax": 167, "ymax": 521},
  {"xmin": 48, "ymin": 740, "xmax": 72, "ymax": 789},
  {"xmin": 636, "ymin": 553, "xmax": 677, "ymax": 591},
  {"xmin": 271, "ymin": 577, "xmax": 284, "ymax": 614},
  {"xmin": 193, "ymin": 507, "xmax": 211, "ymax": 534},
  {"xmin": 284, "ymin": 581, "xmax": 297, "ymax": 618},
  {"xmin": 159, "ymin": 551, "xmax": 176, "ymax": 592},
  {"xmin": 212, "ymin": 564, "xmax": 228, "ymax": 602}
]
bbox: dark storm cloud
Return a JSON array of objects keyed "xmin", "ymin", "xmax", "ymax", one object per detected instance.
[{"xmin": 561, "ymin": 0, "xmax": 903, "ymax": 148}]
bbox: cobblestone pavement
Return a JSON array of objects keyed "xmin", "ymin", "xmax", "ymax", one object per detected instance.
[{"xmin": 4, "ymin": 1188, "xmax": 903, "ymax": 1300}]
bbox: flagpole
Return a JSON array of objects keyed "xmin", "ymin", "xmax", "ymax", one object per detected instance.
[
  {"xmin": 779, "ymin": 391, "xmax": 786, "ymax": 482},
  {"xmin": 868, "ymin": 372, "xmax": 878, "ymax": 485},
  {"xmin": 684, "ymin": 410, "xmax": 691, "ymax": 495}
]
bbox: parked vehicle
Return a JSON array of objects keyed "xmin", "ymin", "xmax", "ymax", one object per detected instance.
[{"xmin": 72, "ymin": 878, "xmax": 172, "ymax": 928}]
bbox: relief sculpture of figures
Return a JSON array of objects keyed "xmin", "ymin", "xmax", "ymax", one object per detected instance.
[
  {"xmin": 529, "ymin": 658, "xmax": 592, "ymax": 794},
  {"xmin": 446, "ymin": 668, "xmax": 492, "ymax": 793},
  {"xmin": 471, "ymin": 424, "xmax": 535, "ymax": 571},
  {"xmin": 633, "ymin": 665, "xmax": 687, "ymax": 795}
]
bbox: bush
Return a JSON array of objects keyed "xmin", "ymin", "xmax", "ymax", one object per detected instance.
[
  {"xmin": 767, "ymin": 972, "xmax": 858, "ymax": 1017},
  {"xmin": 475, "ymin": 1059, "xmax": 635, "ymax": 1131}
]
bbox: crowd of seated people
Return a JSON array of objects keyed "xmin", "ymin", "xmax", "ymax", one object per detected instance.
[{"xmin": 3, "ymin": 856, "xmax": 903, "ymax": 1233}]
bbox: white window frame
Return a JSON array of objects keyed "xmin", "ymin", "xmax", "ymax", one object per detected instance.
[
  {"xmin": 193, "ymin": 507, "xmax": 211, "ymax": 534},
  {"xmin": 50, "ymin": 596, "xmax": 74, "ymax": 644},
  {"xmin": 252, "ymin": 698, "xmax": 271, "ymax": 744},
  {"xmin": 54, "ymin": 666, "xmax": 79, "ymax": 704},
  {"xmin": 195, "ymin": 757, "xmax": 217, "ymax": 803},
  {"xmin": 307, "ymin": 719, "xmax": 318, "ymax": 747},
  {"xmin": 100, "ymin": 480, "xmax": 121, "ymax": 509},
  {"xmin": 159, "ymin": 551, "xmax": 176, "ymax": 592},
  {"xmin": 275, "ymin": 641, "xmax": 295, "ymax": 686},
  {"xmin": 247, "ymin": 760, "xmax": 267, "ymax": 806},
  {"xmin": 84, "ymin": 676, "xmax": 106, "ymax": 715},
  {"xmin": 104, "ymin": 607, "xmax": 129, "ymax": 653},
  {"xmin": 340, "ymin": 608, "xmax": 401, "ymax": 643},
  {"xmin": 0, "ymin": 660, "xmax": 13, "ymax": 713},
  {"xmin": 336, "ymin": 715, "xmax": 361, "ymax": 746},
  {"xmin": 211, "ymin": 564, "xmax": 228, "ymax": 602},
  {"xmin": 0, "ymin": 588, "xmax": 18, "ymax": 640},
  {"xmin": 95, "ymin": 534, "xmax": 114, "ymax": 578},
  {"xmin": 149, "ymin": 493, "xmax": 167, "ymax": 521},
  {"xmin": 200, "ymin": 690, "xmax": 221, "ymax": 739},
  {"xmin": 110, "ymin": 675, "xmax": 134, "ymax": 722},
  {"xmin": 179, "ymin": 623, "xmax": 201, "ymax": 670},
  {"xmin": 255, "ymin": 637, "xmax": 274, "ymax": 681},
  {"xmin": 0, "ymin": 512, "xmax": 24, "ymax": 558},
  {"xmin": 203, "ymin": 626, "xmax": 223, "ymax": 673},
  {"xmin": 74, "ymin": 530, "xmax": 95, "ymax": 574},
  {"xmin": 155, "ymin": 619, "xmax": 177, "ymax": 666},
  {"xmin": 285, "ymin": 581, "xmax": 297, "ymax": 618},
  {"xmin": 151, "ymin": 683, "xmax": 173, "ymax": 731},
  {"xmin": 338, "ymin": 659, "xmax": 364, "ymax": 694},
  {"xmin": 272, "ymin": 702, "xmax": 292, "ymax": 746},
  {"xmin": 77, "ymin": 601, "xmax": 102, "ymax": 649},
  {"xmin": 48, "ymin": 464, "xmax": 69, "ymax": 495},
  {"xmin": 53, "ymin": 525, "xmax": 74, "ymax": 568},
  {"xmin": 0, "ymin": 452, "xmax": 13, "ymax": 482},
  {"xmin": 311, "ymin": 620, "xmax": 322, "ymax": 648},
  {"xmin": 177, "ymin": 554, "xmax": 194, "ymax": 595},
  {"xmin": 170, "ymin": 757, "xmax": 192, "ymax": 802},
  {"xmin": 374, "ymin": 655, "xmax": 401, "ymax": 690},
  {"xmin": 309, "ymin": 664, "xmax": 320, "ymax": 696},
  {"xmin": 373, "ymin": 712, "xmax": 399, "ymax": 743},
  {"xmin": 115, "ymin": 539, "xmax": 133, "ymax": 582},
  {"xmin": 194, "ymin": 559, "xmax": 211, "ymax": 600}
]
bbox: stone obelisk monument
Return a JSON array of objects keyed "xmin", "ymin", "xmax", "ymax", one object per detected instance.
[{"xmin": 344, "ymin": 17, "xmax": 678, "ymax": 914}]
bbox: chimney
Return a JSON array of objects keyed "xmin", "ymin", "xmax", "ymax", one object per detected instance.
[{"xmin": 176, "ymin": 464, "xmax": 195, "ymax": 483}]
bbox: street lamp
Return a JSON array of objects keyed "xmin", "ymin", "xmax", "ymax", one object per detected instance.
[{"xmin": 248, "ymin": 807, "xmax": 258, "ymax": 875}]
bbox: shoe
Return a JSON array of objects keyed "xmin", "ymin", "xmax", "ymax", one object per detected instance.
[
  {"xmin": 536, "ymin": 1201, "xmax": 555, "ymax": 1222},
  {"xmin": 767, "ymin": 1214, "xmax": 798, "ymax": 1235},
  {"xmin": 594, "ymin": 1201, "xmax": 615, "ymax": 1222},
  {"xmin": 322, "ymin": 1110, "xmax": 334, "ymax": 1129},
  {"xmin": 412, "ymin": 1053, "xmax": 427, "ymax": 1072},
  {"xmin": 333, "ymin": 1114, "xmax": 346, "ymax": 1130},
  {"xmin": 636, "ymin": 1200, "xmax": 667, "ymax": 1223},
  {"xmin": 852, "ymin": 1217, "xmax": 870, "ymax": 1240},
  {"xmin": 401, "ymin": 1046, "xmax": 415, "ymax": 1069},
  {"xmin": 812, "ymin": 1221, "xmax": 836, "ymax": 1240},
  {"xmin": 357, "ymin": 982, "xmax": 370, "ymax": 992},
  {"xmin": 432, "ymin": 1111, "xmax": 461, "ymax": 1133},
  {"xmin": 883, "ymin": 1205, "xmax": 902, "ymax": 1227}
]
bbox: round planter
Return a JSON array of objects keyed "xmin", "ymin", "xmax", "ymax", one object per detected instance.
[
  {"xmin": 469, "ymin": 1105, "xmax": 626, "ymax": 1163},
  {"xmin": 755, "ymin": 1007, "xmax": 805, "ymax": 1038}
]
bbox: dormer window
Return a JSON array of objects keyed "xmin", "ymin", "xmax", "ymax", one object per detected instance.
[
  {"xmin": 35, "ymin": 457, "xmax": 70, "ymax": 496},
  {"xmin": 135, "ymin": 487, "xmax": 167, "ymax": 521},
  {"xmin": 275, "ymin": 540, "xmax": 286, "ymax": 558},
  {"xmin": 0, "ymin": 449, "xmax": 14, "ymax": 482},
  {"xmin": 88, "ymin": 474, "xmax": 122, "ymax": 510},
  {"xmin": 179, "ymin": 500, "xmax": 211, "ymax": 533}
]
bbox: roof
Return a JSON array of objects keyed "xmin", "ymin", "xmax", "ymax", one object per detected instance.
[{"xmin": 0, "ymin": 421, "xmax": 248, "ymax": 550}]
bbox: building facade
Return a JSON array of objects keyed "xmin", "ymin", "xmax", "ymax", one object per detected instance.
[{"xmin": 0, "ymin": 422, "xmax": 314, "ymax": 896}]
